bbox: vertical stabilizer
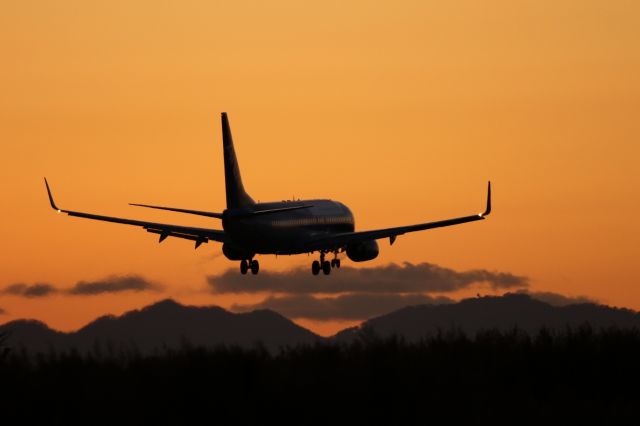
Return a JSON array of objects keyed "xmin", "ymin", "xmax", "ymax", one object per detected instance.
[{"xmin": 221, "ymin": 112, "xmax": 255, "ymax": 209}]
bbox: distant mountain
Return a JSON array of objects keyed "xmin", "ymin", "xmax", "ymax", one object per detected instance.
[
  {"xmin": 334, "ymin": 293, "xmax": 640, "ymax": 341},
  {"xmin": 0, "ymin": 299, "xmax": 321, "ymax": 354},
  {"xmin": 4, "ymin": 295, "xmax": 640, "ymax": 354}
]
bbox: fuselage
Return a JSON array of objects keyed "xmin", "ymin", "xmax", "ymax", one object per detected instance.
[{"xmin": 222, "ymin": 199, "xmax": 354, "ymax": 255}]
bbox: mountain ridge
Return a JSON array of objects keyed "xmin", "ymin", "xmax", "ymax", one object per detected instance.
[
  {"xmin": 335, "ymin": 293, "xmax": 640, "ymax": 341},
  {"xmin": 3, "ymin": 294, "xmax": 640, "ymax": 353},
  {"xmin": 0, "ymin": 298, "xmax": 321, "ymax": 353}
]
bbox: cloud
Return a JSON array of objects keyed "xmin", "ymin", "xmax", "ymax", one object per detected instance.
[
  {"xmin": 2, "ymin": 283, "xmax": 58, "ymax": 298},
  {"xmin": 2, "ymin": 275, "xmax": 161, "ymax": 298},
  {"xmin": 0, "ymin": 307, "xmax": 6, "ymax": 315},
  {"xmin": 515, "ymin": 290, "xmax": 596, "ymax": 307},
  {"xmin": 68, "ymin": 275, "xmax": 162, "ymax": 295},
  {"xmin": 207, "ymin": 262, "xmax": 528, "ymax": 295},
  {"xmin": 232, "ymin": 293, "xmax": 454, "ymax": 320}
]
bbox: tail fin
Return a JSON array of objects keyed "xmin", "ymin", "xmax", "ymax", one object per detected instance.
[{"xmin": 221, "ymin": 112, "xmax": 255, "ymax": 209}]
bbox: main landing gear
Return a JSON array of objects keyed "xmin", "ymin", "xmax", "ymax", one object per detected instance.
[
  {"xmin": 240, "ymin": 259, "xmax": 259, "ymax": 275},
  {"xmin": 311, "ymin": 251, "xmax": 340, "ymax": 276}
]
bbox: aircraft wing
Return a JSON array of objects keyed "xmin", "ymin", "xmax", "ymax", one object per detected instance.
[
  {"xmin": 308, "ymin": 182, "xmax": 491, "ymax": 251},
  {"xmin": 44, "ymin": 179, "xmax": 226, "ymax": 248}
]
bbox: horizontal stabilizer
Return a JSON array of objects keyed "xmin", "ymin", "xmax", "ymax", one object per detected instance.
[
  {"xmin": 247, "ymin": 205, "xmax": 314, "ymax": 216},
  {"xmin": 224, "ymin": 204, "xmax": 314, "ymax": 218},
  {"xmin": 129, "ymin": 203, "xmax": 223, "ymax": 219}
]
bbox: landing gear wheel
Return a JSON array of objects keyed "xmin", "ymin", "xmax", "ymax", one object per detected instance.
[
  {"xmin": 240, "ymin": 259, "xmax": 248, "ymax": 275},
  {"xmin": 322, "ymin": 260, "xmax": 331, "ymax": 275},
  {"xmin": 250, "ymin": 259, "xmax": 260, "ymax": 275},
  {"xmin": 335, "ymin": 259, "xmax": 341, "ymax": 269},
  {"xmin": 312, "ymin": 260, "xmax": 320, "ymax": 275},
  {"xmin": 330, "ymin": 259, "xmax": 336, "ymax": 268}
]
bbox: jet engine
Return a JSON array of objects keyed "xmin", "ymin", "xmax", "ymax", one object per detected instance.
[
  {"xmin": 346, "ymin": 240, "xmax": 379, "ymax": 262},
  {"xmin": 222, "ymin": 243, "xmax": 254, "ymax": 261}
]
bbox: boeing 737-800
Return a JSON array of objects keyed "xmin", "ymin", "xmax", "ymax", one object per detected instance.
[{"xmin": 45, "ymin": 112, "xmax": 491, "ymax": 276}]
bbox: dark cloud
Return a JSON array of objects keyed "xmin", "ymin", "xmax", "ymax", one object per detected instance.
[
  {"xmin": 232, "ymin": 293, "xmax": 454, "ymax": 320},
  {"xmin": 3, "ymin": 283, "xmax": 58, "ymax": 298},
  {"xmin": 3, "ymin": 275, "xmax": 161, "ymax": 298},
  {"xmin": 515, "ymin": 290, "xmax": 597, "ymax": 307},
  {"xmin": 207, "ymin": 262, "xmax": 528, "ymax": 295},
  {"xmin": 68, "ymin": 275, "xmax": 161, "ymax": 295}
]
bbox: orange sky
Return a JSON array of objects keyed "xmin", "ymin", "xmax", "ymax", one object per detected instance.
[{"xmin": 1, "ymin": 0, "xmax": 639, "ymax": 336}]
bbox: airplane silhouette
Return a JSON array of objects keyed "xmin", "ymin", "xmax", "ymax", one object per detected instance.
[{"xmin": 45, "ymin": 112, "xmax": 491, "ymax": 275}]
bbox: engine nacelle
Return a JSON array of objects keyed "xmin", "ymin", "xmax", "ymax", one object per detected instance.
[
  {"xmin": 222, "ymin": 243, "xmax": 254, "ymax": 261},
  {"xmin": 346, "ymin": 240, "xmax": 379, "ymax": 262}
]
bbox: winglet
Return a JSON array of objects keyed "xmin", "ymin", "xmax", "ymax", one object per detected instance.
[
  {"xmin": 44, "ymin": 178, "xmax": 61, "ymax": 212},
  {"xmin": 481, "ymin": 181, "xmax": 491, "ymax": 217}
]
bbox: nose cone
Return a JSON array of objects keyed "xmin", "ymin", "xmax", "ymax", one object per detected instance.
[
  {"xmin": 337, "ymin": 201, "xmax": 355, "ymax": 230},
  {"xmin": 345, "ymin": 205, "xmax": 354, "ymax": 221}
]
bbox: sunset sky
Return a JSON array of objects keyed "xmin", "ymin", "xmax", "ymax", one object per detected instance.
[{"xmin": 1, "ymin": 0, "xmax": 638, "ymax": 336}]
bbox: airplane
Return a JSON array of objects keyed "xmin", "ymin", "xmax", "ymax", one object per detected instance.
[{"xmin": 44, "ymin": 112, "xmax": 491, "ymax": 276}]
